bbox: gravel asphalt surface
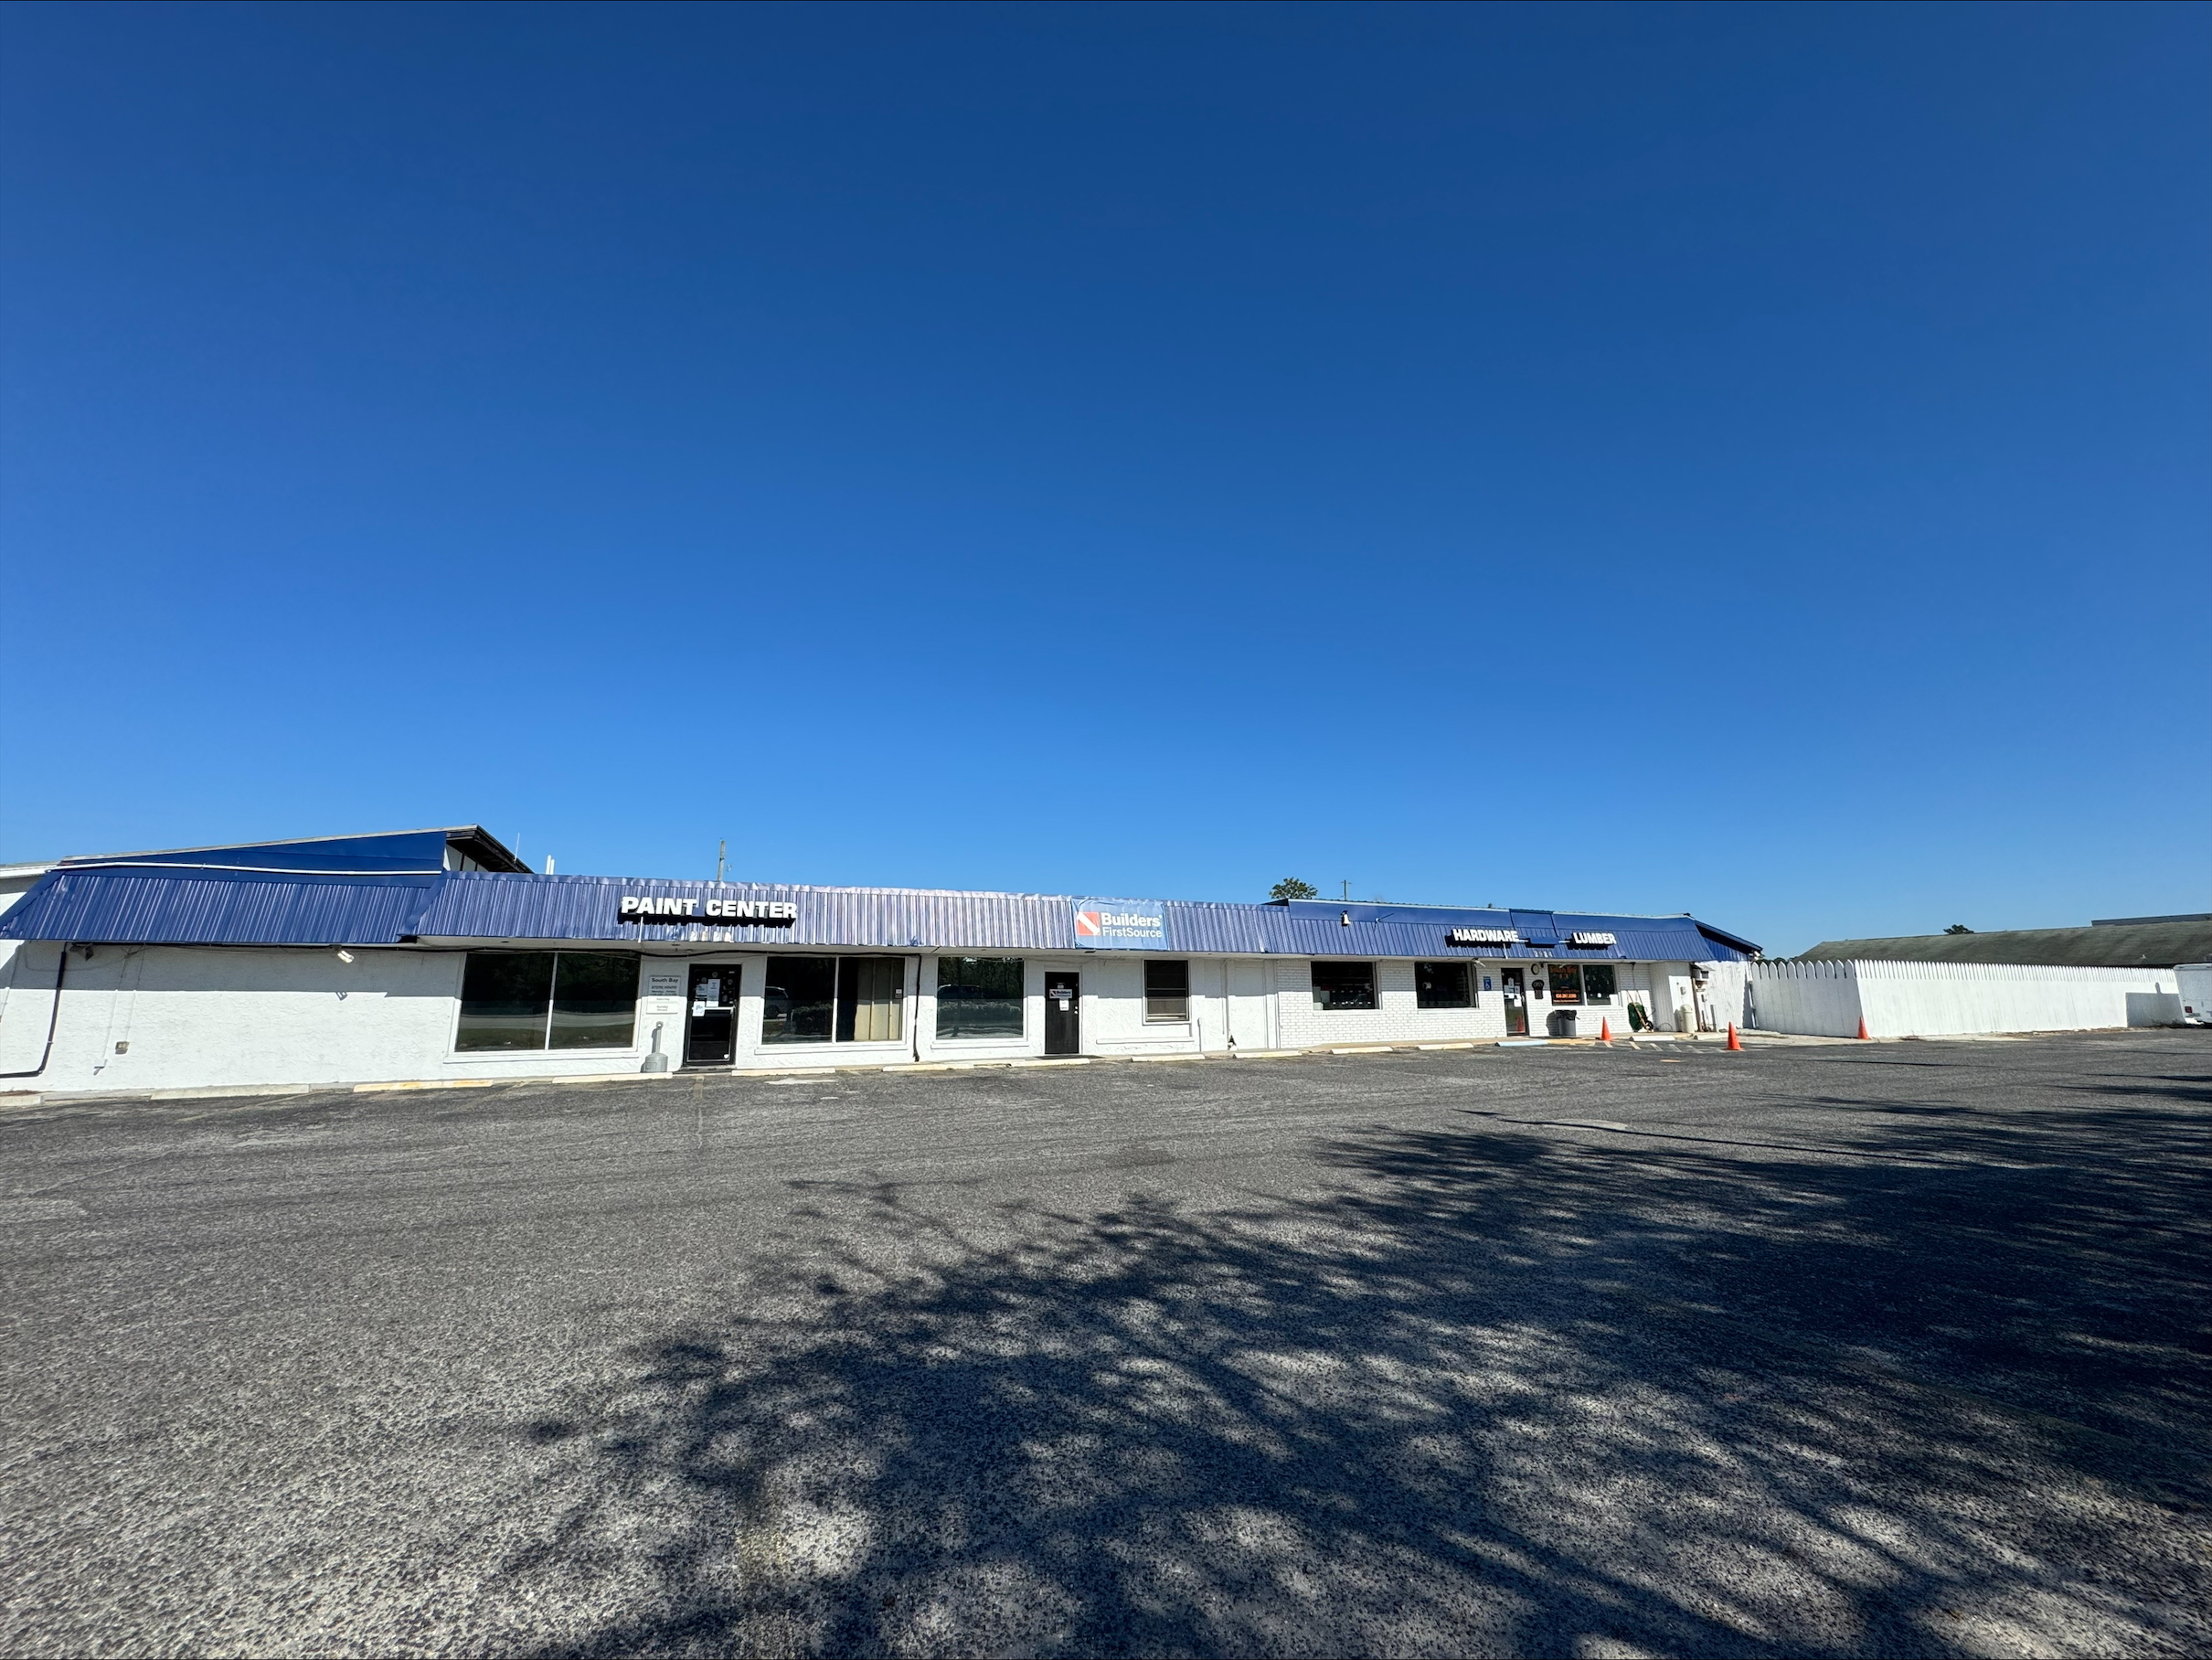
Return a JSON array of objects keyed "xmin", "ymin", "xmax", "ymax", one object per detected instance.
[{"xmin": 2, "ymin": 1030, "xmax": 2208, "ymax": 1657}]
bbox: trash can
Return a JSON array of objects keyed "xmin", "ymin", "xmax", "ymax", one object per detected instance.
[{"xmin": 1548, "ymin": 1009, "xmax": 1577, "ymax": 1038}]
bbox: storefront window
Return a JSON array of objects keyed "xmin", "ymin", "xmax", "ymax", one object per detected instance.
[
  {"xmin": 458, "ymin": 951, "xmax": 638, "ymax": 1051},
  {"xmin": 762, "ymin": 956, "xmax": 837, "ymax": 1043},
  {"xmin": 1144, "ymin": 960, "xmax": 1190, "ymax": 1023},
  {"xmin": 1311, "ymin": 961, "xmax": 1377, "ymax": 1011},
  {"xmin": 550, "ymin": 952, "xmax": 643, "ymax": 1049},
  {"xmin": 458, "ymin": 952, "xmax": 556, "ymax": 1049},
  {"xmin": 1584, "ymin": 964, "xmax": 1617, "ymax": 1006},
  {"xmin": 1549, "ymin": 965, "xmax": 1584, "ymax": 1006},
  {"xmin": 1416, "ymin": 962, "xmax": 1471, "ymax": 1008},
  {"xmin": 937, "ymin": 957, "xmax": 1025, "ymax": 1039},
  {"xmin": 836, "ymin": 957, "xmax": 906, "ymax": 1043}
]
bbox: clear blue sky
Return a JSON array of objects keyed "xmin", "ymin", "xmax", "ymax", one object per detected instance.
[{"xmin": 2, "ymin": 3, "xmax": 2206, "ymax": 953}]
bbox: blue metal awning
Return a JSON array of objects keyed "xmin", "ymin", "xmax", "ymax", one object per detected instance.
[
  {"xmin": 0, "ymin": 868, "xmax": 443, "ymax": 946},
  {"xmin": 0, "ymin": 846, "xmax": 1759, "ymax": 962}
]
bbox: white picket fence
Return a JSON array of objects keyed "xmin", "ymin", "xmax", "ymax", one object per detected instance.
[{"xmin": 1747, "ymin": 959, "xmax": 2187, "ymax": 1038}]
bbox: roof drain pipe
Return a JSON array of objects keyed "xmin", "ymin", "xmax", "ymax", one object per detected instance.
[{"xmin": 0, "ymin": 942, "xmax": 70, "ymax": 1080}]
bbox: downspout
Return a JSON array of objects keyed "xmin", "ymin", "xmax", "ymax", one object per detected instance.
[
  {"xmin": 0, "ymin": 942, "xmax": 70, "ymax": 1080},
  {"xmin": 909, "ymin": 951, "xmax": 924, "ymax": 1065}
]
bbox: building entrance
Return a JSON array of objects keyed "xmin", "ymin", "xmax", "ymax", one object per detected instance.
[
  {"xmin": 686, "ymin": 964, "xmax": 739, "ymax": 1065},
  {"xmin": 1501, "ymin": 967, "xmax": 1528, "ymax": 1037},
  {"xmin": 1044, "ymin": 972, "xmax": 1080, "ymax": 1056}
]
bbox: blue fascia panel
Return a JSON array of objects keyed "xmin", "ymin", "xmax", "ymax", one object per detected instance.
[
  {"xmin": 399, "ymin": 878, "xmax": 1760, "ymax": 960},
  {"xmin": 0, "ymin": 865, "xmax": 1760, "ymax": 961}
]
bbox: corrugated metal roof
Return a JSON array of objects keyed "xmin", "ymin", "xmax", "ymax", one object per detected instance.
[
  {"xmin": 1510, "ymin": 909, "xmax": 1561, "ymax": 944},
  {"xmin": 0, "ymin": 864, "xmax": 1757, "ymax": 962},
  {"xmin": 55, "ymin": 826, "xmax": 526, "ymax": 876},
  {"xmin": 411, "ymin": 875, "xmax": 1083, "ymax": 951},
  {"xmin": 0, "ymin": 869, "xmax": 442, "ymax": 946},
  {"xmin": 1794, "ymin": 921, "xmax": 2211, "ymax": 969},
  {"xmin": 409, "ymin": 878, "xmax": 1748, "ymax": 961},
  {"xmin": 1160, "ymin": 900, "xmax": 1272, "ymax": 954}
]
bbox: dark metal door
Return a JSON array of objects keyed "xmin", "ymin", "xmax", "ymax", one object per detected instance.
[
  {"xmin": 686, "ymin": 964, "xmax": 739, "ymax": 1064},
  {"xmin": 1044, "ymin": 972, "xmax": 1080, "ymax": 1056},
  {"xmin": 1501, "ymin": 967, "xmax": 1527, "ymax": 1037}
]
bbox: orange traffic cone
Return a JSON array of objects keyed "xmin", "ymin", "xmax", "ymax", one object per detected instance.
[
  {"xmin": 1600, "ymin": 1018, "xmax": 1612, "ymax": 1043},
  {"xmin": 1726, "ymin": 1023, "xmax": 1742, "ymax": 1051},
  {"xmin": 1856, "ymin": 1016, "xmax": 1870, "ymax": 1040}
]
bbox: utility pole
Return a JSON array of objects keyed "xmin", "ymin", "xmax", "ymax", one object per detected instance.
[
  {"xmin": 1341, "ymin": 878, "xmax": 1350, "ymax": 901},
  {"xmin": 716, "ymin": 839, "xmax": 727, "ymax": 884}
]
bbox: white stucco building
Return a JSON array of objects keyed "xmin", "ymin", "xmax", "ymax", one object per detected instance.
[{"xmin": 0, "ymin": 827, "xmax": 1760, "ymax": 1096}]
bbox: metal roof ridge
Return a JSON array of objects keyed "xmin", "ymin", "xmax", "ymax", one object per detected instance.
[
  {"xmin": 1810, "ymin": 920, "xmax": 2205, "ymax": 946},
  {"xmin": 56, "ymin": 825, "xmax": 501, "ymax": 865}
]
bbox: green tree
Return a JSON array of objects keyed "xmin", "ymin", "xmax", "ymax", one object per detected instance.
[
  {"xmin": 1269, "ymin": 878, "xmax": 1319, "ymax": 901},
  {"xmin": 1944, "ymin": 923, "xmax": 1974, "ymax": 934}
]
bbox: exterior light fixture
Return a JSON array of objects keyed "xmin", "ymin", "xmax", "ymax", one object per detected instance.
[{"xmin": 336, "ymin": 950, "xmax": 355, "ymax": 963}]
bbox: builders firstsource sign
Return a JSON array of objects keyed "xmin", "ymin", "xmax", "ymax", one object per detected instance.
[{"xmin": 1073, "ymin": 900, "xmax": 1167, "ymax": 950}]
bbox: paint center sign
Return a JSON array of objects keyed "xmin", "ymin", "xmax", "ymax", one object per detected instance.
[{"xmin": 1073, "ymin": 899, "xmax": 1166, "ymax": 950}]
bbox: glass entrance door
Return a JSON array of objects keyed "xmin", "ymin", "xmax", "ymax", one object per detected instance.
[
  {"xmin": 1501, "ymin": 967, "xmax": 1527, "ymax": 1037},
  {"xmin": 686, "ymin": 964, "xmax": 739, "ymax": 1065}
]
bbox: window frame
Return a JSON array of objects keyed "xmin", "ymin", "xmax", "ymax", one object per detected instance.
[
  {"xmin": 835, "ymin": 955, "xmax": 908, "ymax": 1044},
  {"xmin": 1583, "ymin": 963, "xmax": 1617, "ymax": 1006},
  {"xmin": 455, "ymin": 950, "xmax": 640, "ymax": 1052},
  {"xmin": 1309, "ymin": 960, "xmax": 1377, "ymax": 1012},
  {"xmin": 760, "ymin": 954, "xmax": 839, "ymax": 1044},
  {"xmin": 1143, "ymin": 959, "xmax": 1191, "ymax": 1024},
  {"xmin": 1415, "ymin": 961, "xmax": 1473, "ymax": 1009},
  {"xmin": 548, "ymin": 952, "xmax": 643, "ymax": 1050},
  {"xmin": 935, "ymin": 956, "xmax": 1026, "ymax": 1041},
  {"xmin": 1549, "ymin": 964, "xmax": 1584, "ymax": 1006}
]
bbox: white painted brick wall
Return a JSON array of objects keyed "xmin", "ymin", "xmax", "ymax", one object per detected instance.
[
  {"xmin": 1, "ymin": 939, "xmax": 1717, "ymax": 1098},
  {"xmin": 0, "ymin": 943, "xmax": 663, "ymax": 1094},
  {"xmin": 1271, "ymin": 958, "xmax": 1509, "ymax": 1048}
]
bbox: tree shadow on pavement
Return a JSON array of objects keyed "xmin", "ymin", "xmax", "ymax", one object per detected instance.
[{"xmin": 504, "ymin": 1080, "xmax": 2212, "ymax": 1658}]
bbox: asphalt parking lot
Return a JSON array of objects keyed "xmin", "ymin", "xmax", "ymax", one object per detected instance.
[{"xmin": 2, "ymin": 1031, "xmax": 2207, "ymax": 1658}]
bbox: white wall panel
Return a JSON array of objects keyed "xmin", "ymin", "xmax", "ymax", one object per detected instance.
[{"xmin": 1749, "ymin": 959, "xmax": 2188, "ymax": 1038}]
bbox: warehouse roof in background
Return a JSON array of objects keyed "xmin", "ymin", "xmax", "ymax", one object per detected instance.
[
  {"xmin": 1793, "ymin": 920, "xmax": 2212, "ymax": 969},
  {"xmin": 54, "ymin": 825, "xmax": 528, "ymax": 877}
]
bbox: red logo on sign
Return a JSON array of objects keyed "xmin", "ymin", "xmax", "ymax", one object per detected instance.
[{"xmin": 1075, "ymin": 909, "xmax": 1101, "ymax": 936}]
